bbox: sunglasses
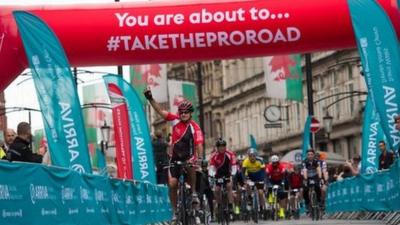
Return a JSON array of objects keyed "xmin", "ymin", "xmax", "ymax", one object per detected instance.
[{"xmin": 179, "ymin": 110, "xmax": 191, "ymax": 115}]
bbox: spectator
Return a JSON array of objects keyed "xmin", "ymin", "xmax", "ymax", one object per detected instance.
[
  {"xmin": 152, "ymin": 130, "xmax": 169, "ymax": 184},
  {"xmin": 0, "ymin": 143, "xmax": 6, "ymax": 160},
  {"xmin": 8, "ymin": 122, "xmax": 42, "ymax": 163},
  {"xmin": 336, "ymin": 164, "xmax": 353, "ymax": 180},
  {"xmin": 345, "ymin": 155, "xmax": 361, "ymax": 176},
  {"xmin": 378, "ymin": 141, "xmax": 394, "ymax": 170},
  {"xmin": 2, "ymin": 128, "xmax": 16, "ymax": 152}
]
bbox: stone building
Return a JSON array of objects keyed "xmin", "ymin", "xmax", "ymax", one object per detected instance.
[{"xmin": 149, "ymin": 49, "xmax": 367, "ymax": 160}]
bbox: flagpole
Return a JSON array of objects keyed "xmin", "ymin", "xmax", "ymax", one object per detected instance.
[{"xmin": 305, "ymin": 53, "xmax": 314, "ymax": 149}]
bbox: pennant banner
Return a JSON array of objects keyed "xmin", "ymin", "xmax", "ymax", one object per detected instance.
[
  {"xmin": 302, "ymin": 115, "xmax": 312, "ymax": 159},
  {"xmin": 348, "ymin": 0, "xmax": 400, "ymax": 152},
  {"xmin": 103, "ymin": 75, "xmax": 156, "ymax": 184},
  {"xmin": 264, "ymin": 55, "xmax": 303, "ymax": 102},
  {"xmin": 168, "ymin": 79, "xmax": 200, "ymax": 124},
  {"xmin": 130, "ymin": 64, "xmax": 168, "ymax": 104},
  {"xmin": 0, "ymin": 161, "xmax": 172, "ymax": 225},
  {"xmin": 107, "ymin": 83, "xmax": 134, "ymax": 180},
  {"xmin": 249, "ymin": 134, "xmax": 257, "ymax": 149},
  {"xmin": 13, "ymin": 11, "xmax": 92, "ymax": 173},
  {"xmin": 361, "ymin": 95, "xmax": 385, "ymax": 174}
]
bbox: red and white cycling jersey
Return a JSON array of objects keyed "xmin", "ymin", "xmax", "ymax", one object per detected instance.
[
  {"xmin": 210, "ymin": 149, "xmax": 237, "ymax": 177},
  {"xmin": 266, "ymin": 163, "xmax": 286, "ymax": 182},
  {"xmin": 165, "ymin": 112, "xmax": 203, "ymax": 160}
]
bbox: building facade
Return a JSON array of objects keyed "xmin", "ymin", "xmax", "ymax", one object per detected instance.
[{"xmin": 149, "ymin": 49, "xmax": 366, "ymax": 160}]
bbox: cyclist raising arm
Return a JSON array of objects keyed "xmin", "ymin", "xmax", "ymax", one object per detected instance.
[{"xmin": 144, "ymin": 87, "xmax": 204, "ymax": 223}]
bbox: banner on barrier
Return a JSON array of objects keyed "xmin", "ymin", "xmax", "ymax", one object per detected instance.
[
  {"xmin": 0, "ymin": 161, "xmax": 172, "ymax": 225},
  {"xmin": 327, "ymin": 160, "xmax": 400, "ymax": 212}
]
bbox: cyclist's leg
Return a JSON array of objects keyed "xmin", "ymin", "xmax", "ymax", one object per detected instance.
[
  {"xmin": 303, "ymin": 186, "xmax": 310, "ymax": 210},
  {"xmin": 187, "ymin": 166, "xmax": 199, "ymax": 203},
  {"xmin": 214, "ymin": 184, "xmax": 222, "ymax": 204},
  {"xmin": 226, "ymin": 181, "xmax": 234, "ymax": 204},
  {"xmin": 315, "ymin": 183, "xmax": 322, "ymax": 206},
  {"xmin": 168, "ymin": 170, "xmax": 179, "ymax": 213}
]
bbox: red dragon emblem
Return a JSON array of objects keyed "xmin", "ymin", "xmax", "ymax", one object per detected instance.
[
  {"xmin": 269, "ymin": 55, "xmax": 299, "ymax": 81},
  {"xmin": 132, "ymin": 64, "xmax": 162, "ymax": 87}
]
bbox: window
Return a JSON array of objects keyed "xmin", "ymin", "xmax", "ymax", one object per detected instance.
[
  {"xmin": 333, "ymin": 139, "xmax": 342, "ymax": 155},
  {"xmin": 348, "ymin": 83, "xmax": 355, "ymax": 115},
  {"xmin": 348, "ymin": 64, "xmax": 353, "ymax": 80}
]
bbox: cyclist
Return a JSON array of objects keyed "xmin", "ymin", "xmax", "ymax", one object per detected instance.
[
  {"xmin": 265, "ymin": 155, "xmax": 287, "ymax": 218},
  {"xmin": 302, "ymin": 149, "xmax": 322, "ymax": 213},
  {"xmin": 233, "ymin": 154, "xmax": 246, "ymax": 215},
  {"xmin": 209, "ymin": 138, "xmax": 237, "ymax": 214},
  {"xmin": 196, "ymin": 161, "xmax": 214, "ymax": 221},
  {"xmin": 242, "ymin": 148, "xmax": 266, "ymax": 212},
  {"xmin": 144, "ymin": 87, "xmax": 204, "ymax": 223},
  {"xmin": 316, "ymin": 151, "xmax": 328, "ymax": 210},
  {"xmin": 287, "ymin": 165, "xmax": 303, "ymax": 217}
]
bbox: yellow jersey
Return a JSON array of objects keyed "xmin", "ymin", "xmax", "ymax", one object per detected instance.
[{"xmin": 242, "ymin": 157, "xmax": 265, "ymax": 174}]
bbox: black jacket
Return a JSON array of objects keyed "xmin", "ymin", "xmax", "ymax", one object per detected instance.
[{"xmin": 8, "ymin": 137, "xmax": 42, "ymax": 163}]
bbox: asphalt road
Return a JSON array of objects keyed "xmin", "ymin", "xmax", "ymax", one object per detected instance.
[{"xmin": 210, "ymin": 219, "xmax": 385, "ymax": 225}]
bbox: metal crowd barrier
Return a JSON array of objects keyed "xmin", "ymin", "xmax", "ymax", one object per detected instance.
[{"xmin": 326, "ymin": 212, "xmax": 400, "ymax": 224}]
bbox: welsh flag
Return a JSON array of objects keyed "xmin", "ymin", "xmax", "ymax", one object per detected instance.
[
  {"xmin": 130, "ymin": 64, "xmax": 168, "ymax": 105},
  {"xmin": 168, "ymin": 80, "xmax": 200, "ymax": 123},
  {"xmin": 264, "ymin": 55, "xmax": 303, "ymax": 102}
]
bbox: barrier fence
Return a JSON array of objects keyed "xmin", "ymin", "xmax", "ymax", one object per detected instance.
[
  {"xmin": 0, "ymin": 161, "xmax": 172, "ymax": 225},
  {"xmin": 326, "ymin": 160, "xmax": 400, "ymax": 224}
]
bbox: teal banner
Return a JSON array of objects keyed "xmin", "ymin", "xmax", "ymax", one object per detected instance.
[
  {"xmin": 348, "ymin": 0, "xmax": 400, "ymax": 152},
  {"xmin": 326, "ymin": 160, "xmax": 400, "ymax": 213},
  {"xmin": 249, "ymin": 134, "xmax": 257, "ymax": 149},
  {"xmin": 302, "ymin": 116, "xmax": 312, "ymax": 159},
  {"xmin": 13, "ymin": 11, "xmax": 92, "ymax": 173},
  {"xmin": 0, "ymin": 161, "xmax": 172, "ymax": 225},
  {"xmin": 103, "ymin": 75, "xmax": 156, "ymax": 184},
  {"xmin": 361, "ymin": 95, "xmax": 386, "ymax": 174}
]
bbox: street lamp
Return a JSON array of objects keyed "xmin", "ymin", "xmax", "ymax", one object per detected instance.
[
  {"xmin": 323, "ymin": 111, "xmax": 333, "ymax": 139},
  {"xmin": 100, "ymin": 121, "xmax": 111, "ymax": 154}
]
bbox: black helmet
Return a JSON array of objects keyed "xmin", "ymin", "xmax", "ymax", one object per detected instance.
[
  {"xmin": 215, "ymin": 138, "xmax": 227, "ymax": 147},
  {"xmin": 178, "ymin": 100, "xmax": 194, "ymax": 112},
  {"xmin": 201, "ymin": 160, "xmax": 208, "ymax": 167}
]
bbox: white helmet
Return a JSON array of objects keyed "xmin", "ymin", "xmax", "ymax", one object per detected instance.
[{"xmin": 270, "ymin": 155, "xmax": 279, "ymax": 163}]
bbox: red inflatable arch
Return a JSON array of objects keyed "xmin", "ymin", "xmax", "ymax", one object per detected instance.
[{"xmin": 1, "ymin": 0, "xmax": 400, "ymax": 91}]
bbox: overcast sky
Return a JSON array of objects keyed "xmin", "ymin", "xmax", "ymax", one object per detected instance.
[{"xmin": 3, "ymin": 0, "xmax": 141, "ymax": 132}]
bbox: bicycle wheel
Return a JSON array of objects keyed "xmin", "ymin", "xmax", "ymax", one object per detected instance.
[
  {"xmin": 223, "ymin": 191, "xmax": 230, "ymax": 225},
  {"xmin": 179, "ymin": 184, "xmax": 188, "ymax": 225},
  {"xmin": 201, "ymin": 195, "xmax": 211, "ymax": 225},
  {"xmin": 252, "ymin": 189, "xmax": 259, "ymax": 223},
  {"xmin": 310, "ymin": 189, "xmax": 317, "ymax": 221}
]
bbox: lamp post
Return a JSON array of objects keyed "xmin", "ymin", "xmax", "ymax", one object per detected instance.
[
  {"xmin": 100, "ymin": 121, "xmax": 111, "ymax": 154},
  {"xmin": 323, "ymin": 111, "xmax": 333, "ymax": 139}
]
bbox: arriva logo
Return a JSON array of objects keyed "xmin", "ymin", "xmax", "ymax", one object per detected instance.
[{"xmin": 135, "ymin": 137, "xmax": 150, "ymax": 180}]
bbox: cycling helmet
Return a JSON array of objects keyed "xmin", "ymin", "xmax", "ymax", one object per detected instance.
[
  {"xmin": 215, "ymin": 138, "xmax": 227, "ymax": 147},
  {"xmin": 237, "ymin": 155, "xmax": 245, "ymax": 161},
  {"xmin": 201, "ymin": 160, "xmax": 208, "ymax": 167},
  {"xmin": 248, "ymin": 148, "xmax": 257, "ymax": 156},
  {"xmin": 270, "ymin": 155, "xmax": 279, "ymax": 163},
  {"xmin": 178, "ymin": 100, "xmax": 194, "ymax": 112}
]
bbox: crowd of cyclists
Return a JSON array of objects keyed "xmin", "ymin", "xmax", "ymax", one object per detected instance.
[{"xmin": 144, "ymin": 88, "xmax": 328, "ymax": 224}]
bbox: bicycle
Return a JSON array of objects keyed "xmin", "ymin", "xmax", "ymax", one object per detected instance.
[
  {"xmin": 168, "ymin": 161, "xmax": 197, "ymax": 225},
  {"xmin": 213, "ymin": 177, "xmax": 231, "ymax": 225},
  {"xmin": 239, "ymin": 185, "xmax": 250, "ymax": 222},
  {"xmin": 308, "ymin": 179, "xmax": 321, "ymax": 221},
  {"xmin": 268, "ymin": 184, "xmax": 280, "ymax": 221},
  {"xmin": 247, "ymin": 180, "xmax": 264, "ymax": 223},
  {"xmin": 287, "ymin": 188, "xmax": 301, "ymax": 220}
]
